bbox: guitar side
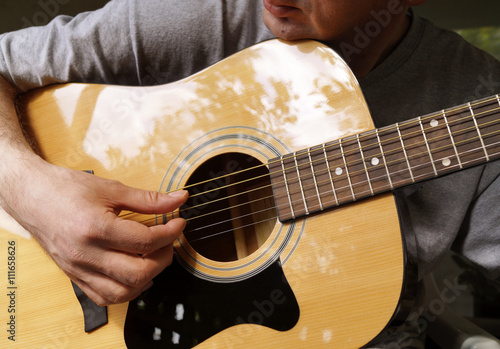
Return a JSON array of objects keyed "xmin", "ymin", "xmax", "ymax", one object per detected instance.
[{"xmin": 1, "ymin": 39, "xmax": 409, "ymax": 348}]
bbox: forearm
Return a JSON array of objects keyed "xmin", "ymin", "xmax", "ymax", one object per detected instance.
[
  {"xmin": 0, "ymin": 75, "xmax": 42, "ymax": 211},
  {"xmin": 0, "ymin": 75, "xmax": 24, "ymax": 143},
  {"xmin": 0, "ymin": 75, "xmax": 39, "ymax": 157}
]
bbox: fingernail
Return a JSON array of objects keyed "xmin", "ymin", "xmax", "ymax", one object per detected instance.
[{"xmin": 168, "ymin": 190, "xmax": 188, "ymax": 198}]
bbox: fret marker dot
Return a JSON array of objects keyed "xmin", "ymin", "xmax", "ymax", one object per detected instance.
[
  {"xmin": 335, "ymin": 167, "xmax": 343, "ymax": 176},
  {"xmin": 371, "ymin": 157, "xmax": 380, "ymax": 166},
  {"xmin": 430, "ymin": 119, "xmax": 439, "ymax": 127},
  {"xmin": 442, "ymin": 158, "xmax": 451, "ymax": 167}
]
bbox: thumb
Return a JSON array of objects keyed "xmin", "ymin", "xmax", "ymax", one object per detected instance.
[{"xmin": 111, "ymin": 184, "xmax": 189, "ymax": 214}]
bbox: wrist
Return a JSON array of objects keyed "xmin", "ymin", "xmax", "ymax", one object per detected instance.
[{"xmin": 0, "ymin": 148, "xmax": 45, "ymax": 211}]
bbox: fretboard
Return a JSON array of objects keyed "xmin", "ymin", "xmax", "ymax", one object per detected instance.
[{"xmin": 269, "ymin": 94, "xmax": 500, "ymax": 222}]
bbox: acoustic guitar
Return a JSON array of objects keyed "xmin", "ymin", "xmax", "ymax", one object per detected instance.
[{"xmin": 1, "ymin": 39, "xmax": 498, "ymax": 348}]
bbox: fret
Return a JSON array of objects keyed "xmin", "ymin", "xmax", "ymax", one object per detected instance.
[
  {"xmin": 467, "ymin": 96, "xmax": 500, "ymax": 163},
  {"xmin": 357, "ymin": 130, "xmax": 393, "ymax": 193},
  {"xmin": 445, "ymin": 105, "xmax": 481, "ymax": 167},
  {"xmin": 294, "ymin": 148, "xmax": 323, "ymax": 215},
  {"xmin": 398, "ymin": 118, "xmax": 444, "ymax": 181},
  {"xmin": 338, "ymin": 139, "xmax": 356, "ymax": 201},
  {"xmin": 494, "ymin": 95, "xmax": 500, "ymax": 159},
  {"xmin": 322, "ymin": 144, "xmax": 339, "ymax": 206},
  {"xmin": 375, "ymin": 129, "xmax": 394, "ymax": 189},
  {"xmin": 396, "ymin": 123, "xmax": 415, "ymax": 183},
  {"xmin": 268, "ymin": 157, "xmax": 292, "ymax": 221},
  {"xmin": 442, "ymin": 110, "xmax": 463, "ymax": 169},
  {"xmin": 340, "ymin": 134, "xmax": 378, "ymax": 200},
  {"xmin": 280, "ymin": 156, "xmax": 295, "ymax": 219},
  {"xmin": 419, "ymin": 113, "xmax": 460, "ymax": 175},
  {"xmin": 469, "ymin": 102, "xmax": 490, "ymax": 161},
  {"xmin": 376, "ymin": 126, "xmax": 413, "ymax": 187},
  {"xmin": 308, "ymin": 149, "xmax": 324, "ymax": 211},
  {"xmin": 303, "ymin": 145, "xmax": 334, "ymax": 208},
  {"xmin": 293, "ymin": 152, "xmax": 309, "ymax": 215},
  {"xmin": 356, "ymin": 134, "xmax": 374, "ymax": 196},
  {"xmin": 285, "ymin": 150, "xmax": 319, "ymax": 218},
  {"xmin": 418, "ymin": 117, "xmax": 438, "ymax": 176},
  {"xmin": 323, "ymin": 140, "xmax": 354, "ymax": 205}
]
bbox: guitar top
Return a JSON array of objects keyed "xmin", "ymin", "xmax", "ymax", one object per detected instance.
[{"xmin": 1, "ymin": 39, "xmax": 412, "ymax": 348}]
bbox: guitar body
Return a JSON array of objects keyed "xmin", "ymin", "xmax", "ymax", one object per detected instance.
[{"xmin": 1, "ymin": 40, "xmax": 408, "ymax": 348}]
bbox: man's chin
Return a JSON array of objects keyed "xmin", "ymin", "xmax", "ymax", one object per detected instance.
[{"xmin": 262, "ymin": 11, "xmax": 311, "ymax": 41}]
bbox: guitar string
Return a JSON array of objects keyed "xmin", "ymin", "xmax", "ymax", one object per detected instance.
[
  {"xmin": 186, "ymin": 99, "xmax": 500, "ymax": 206},
  {"xmin": 123, "ymin": 100, "xmax": 500, "ymax": 227},
  {"xmin": 124, "ymin": 101, "xmax": 500, "ymax": 236},
  {"xmin": 136, "ymin": 135, "xmax": 500, "ymax": 244},
  {"xmin": 122, "ymin": 98, "xmax": 500, "ymax": 222},
  {"xmin": 260, "ymin": 96, "xmax": 500, "ymax": 182},
  {"xmin": 144, "ymin": 100, "xmax": 498, "ymax": 215},
  {"xmin": 135, "ymin": 127, "xmax": 500, "ymax": 231},
  {"xmin": 122, "ymin": 95, "xmax": 500, "ymax": 223},
  {"xmin": 186, "ymin": 134, "xmax": 500, "ymax": 242}
]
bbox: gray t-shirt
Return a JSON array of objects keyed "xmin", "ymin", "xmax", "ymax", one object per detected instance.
[
  {"xmin": 0, "ymin": 0, "xmax": 273, "ymax": 90},
  {"xmin": 1, "ymin": 0, "xmax": 499, "ymax": 342},
  {"xmin": 360, "ymin": 14, "xmax": 500, "ymax": 281}
]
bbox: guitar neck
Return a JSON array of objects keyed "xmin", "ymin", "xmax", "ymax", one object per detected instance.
[{"xmin": 270, "ymin": 94, "xmax": 500, "ymax": 221}]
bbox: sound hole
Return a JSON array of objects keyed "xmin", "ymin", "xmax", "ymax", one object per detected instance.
[{"xmin": 180, "ymin": 153, "xmax": 276, "ymax": 262}]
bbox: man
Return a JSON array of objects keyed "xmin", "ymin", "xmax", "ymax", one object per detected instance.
[{"xmin": 0, "ymin": 0, "xmax": 499, "ymax": 346}]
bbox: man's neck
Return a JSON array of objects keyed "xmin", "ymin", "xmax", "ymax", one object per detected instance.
[{"xmin": 330, "ymin": 11, "xmax": 411, "ymax": 78}]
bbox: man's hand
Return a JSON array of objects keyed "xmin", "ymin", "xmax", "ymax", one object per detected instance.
[
  {"xmin": 0, "ymin": 75, "xmax": 189, "ymax": 305},
  {"xmin": 3, "ymin": 156, "xmax": 188, "ymax": 306}
]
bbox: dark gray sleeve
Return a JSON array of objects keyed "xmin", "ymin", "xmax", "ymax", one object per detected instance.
[
  {"xmin": 0, "ymin": 0, "xmax": 273, "ymax": 92},
  {"xmin": 453, "ymin": 161, "xmax": 500, "ymax": 285}
]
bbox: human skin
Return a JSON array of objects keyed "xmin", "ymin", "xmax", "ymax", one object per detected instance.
[{"xmin": 262, "ymin": 0, "xmax": 427, "ymax": 77}]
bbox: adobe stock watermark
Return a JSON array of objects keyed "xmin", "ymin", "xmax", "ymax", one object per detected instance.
[
  {"xmin": 21, "ymin": 0, "xmax": 74, "ymax": 28},
  {"xmin": 383, "ymin": 275, "xmax": 469, "ymax": 348},
  {"xmin": 339, "ymin": 0, "xmax": 405, "ymax": 63},
  {"xmin": 210, "ymin": 274, "xmax": 295, "ymax": 348},
  {"xmin": 463, "ymin": 73, "xmax": 500, "ymax": 104}
]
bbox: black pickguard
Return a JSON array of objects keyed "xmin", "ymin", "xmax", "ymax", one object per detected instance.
[{"xmin": 124, "ymin": 258, "xmax": 299, "ymax": 348}]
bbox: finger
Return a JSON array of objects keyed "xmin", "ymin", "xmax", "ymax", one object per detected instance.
[
  {"xmin": 72, "ymin": 272, "xmax": 147, "ymax": 306},
  {"xmin": 82, "ymin": 244, "xmax": 174, "ymax": 304},
  {"xmin": 91, "ymin": 244, "xmax": 175, "ymax": 290},
  {"xmin": 109, "ymin": 183, "xmax": 189, "ymax": 214},
  {"xmin": 100, "ymin": 214, "xmax": 186, "ymax": 255},
  {"xmin": 71, "ymin": 278, "xmax": 112, "ymax": 307},
  {"xmin": 63, "ymin": 264, "xmax": 126, "ymax": 306},
  {"xmin": 66, "ymin": 244, "xmax": 174, "ymax": 305}
]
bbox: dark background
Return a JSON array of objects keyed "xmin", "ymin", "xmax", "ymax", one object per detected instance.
[{"xmin": 0, "ymin": 0, "xmax": 499, "ymax": 32}]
